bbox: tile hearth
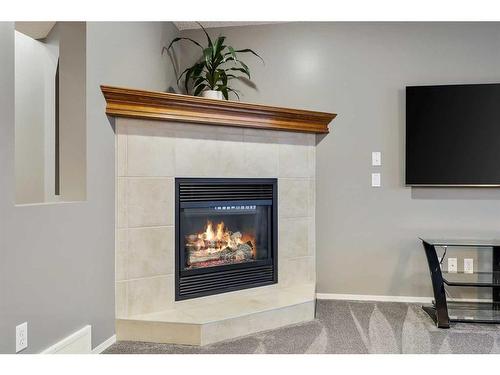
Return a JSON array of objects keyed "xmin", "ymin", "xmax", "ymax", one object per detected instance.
[{"xmin": 117, "ymin": 284, "xmax": 315, "ymax": 345}]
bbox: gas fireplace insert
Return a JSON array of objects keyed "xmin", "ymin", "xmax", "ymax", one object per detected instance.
[{"xmin": 175, "ymin": 178, "xmax": 277, "ymax": 300}]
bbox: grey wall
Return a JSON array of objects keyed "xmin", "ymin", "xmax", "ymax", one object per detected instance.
[
  {"xmin": 180, "ymin": 22, "xmax": 500, "ymax": 298},
  {"xmin": 14, "ymin": 30, "xmax": 49, "ymax": 204},
  {"xmin": 0, "ymin": 21, "xmax": 178, "ymax": 354}
]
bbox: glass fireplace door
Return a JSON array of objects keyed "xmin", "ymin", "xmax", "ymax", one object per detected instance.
[
  {"xmin": 179, "ymin": 200, "xmax": 272, "ymax": 272},
  {"xmin": 176, "ymin": 178, "xmax": 277, "ymax": 300}
]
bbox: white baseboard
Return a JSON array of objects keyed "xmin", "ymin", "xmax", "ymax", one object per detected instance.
[
  {"xmin": 316, "ymin": 293, "xmax": 492, "ymax": 304},
  {"xmin": 41, "ymin": 325, "xmax": 116, "ymax": 354},
  {"xmin": 92, "ymin": 334, "xmax": 116, "ymax": 354},
  {"xmin": 41, "ymin": 325, "xmax": 92, "ymax": 354},
  {"xmin": 316, "ymin": 293, "xmax": 432, "ymax": 304}
]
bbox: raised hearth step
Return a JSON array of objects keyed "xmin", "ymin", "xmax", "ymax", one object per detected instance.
[{"xmin": 116, "ymin": 284, "xmax": 315, "ymax": 346}]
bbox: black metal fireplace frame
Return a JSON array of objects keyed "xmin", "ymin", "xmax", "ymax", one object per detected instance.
[{"xmin": 175, "ymin": 178, "xmax": 278, "ymax": 300}]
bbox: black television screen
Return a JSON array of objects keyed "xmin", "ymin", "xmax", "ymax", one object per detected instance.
[{"xmin": 406, "ymin": 83, "xmax": 500, "ymax": 186}]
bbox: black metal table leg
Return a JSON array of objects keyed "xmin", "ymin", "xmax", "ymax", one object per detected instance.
[
  {"xmin": 422, "ymin": 241, "xmax": 450, "ymax": 328},
  {"xmin": 493, "ymin": 247, "xmax": 500, "ymax": 305}
]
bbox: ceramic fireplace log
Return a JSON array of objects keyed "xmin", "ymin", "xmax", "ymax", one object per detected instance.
[{"xmin": 188, "ymin": 242, "xmax": 254, "ymax": 265}]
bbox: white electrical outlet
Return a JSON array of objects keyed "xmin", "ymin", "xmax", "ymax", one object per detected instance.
[
  {"xmin": 372, "ymin": 151, "xmax": 381, "ymax": 166},
  {"xmin": 464, "ymin": 258, "xmax": 474, "ymax": 274},
  {"xmin": 371, "ymin": 173, "xmax": 381, "ymax": 187},
  {"xmin": 16, "ymin": 322, "xmax": 28, "ymax": 353},
  {"xmin": 448, "ymin": 258, "xmax": 457, "ymax": 273}
]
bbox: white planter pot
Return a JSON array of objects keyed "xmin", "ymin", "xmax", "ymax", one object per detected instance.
[{"xmin": 201, "ymin": 90, "xmax": 224, "ymax": 100}]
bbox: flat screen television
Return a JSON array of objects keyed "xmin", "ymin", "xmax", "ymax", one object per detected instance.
[{"xmin": 406, "ymin": 83, "xmax": 500, "ymax": 186}]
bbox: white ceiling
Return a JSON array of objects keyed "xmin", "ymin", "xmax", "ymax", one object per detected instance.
[
  {"xmin": 174, "ymin": 22, "xmax": 278, "ymax": 31},
  {"xmin": 14, "ymin": 22, "xmax": 271, "ymax": 38},
  {"xmin": 15, "ymin": 22, "xmax": 56, "ymax": 40}
]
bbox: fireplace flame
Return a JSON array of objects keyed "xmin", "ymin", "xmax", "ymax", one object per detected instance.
[
  {"xmin": 216, "ymin": 222, "xmax": 225, "ymax": 241},
  {"xmin": 201, "ymin": 221, "xmax": 231, "ymax": 243},
  {"xmin": 204, "ymin": 221, "xmax": 216, "ymax": 241},
  {"xmin": 186, "ymin": 220, "xmax": 256, "ymax": 268}
]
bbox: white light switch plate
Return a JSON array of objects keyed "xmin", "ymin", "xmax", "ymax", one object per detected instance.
[
  {"xmin": 16, "ymin": 322, "xmax": 28, "ymax": 353},
  {"xmin": 448, "ymin": 258, "xmax": 457, "ymax": 273},
  {"xmin": 371, "ymin": 173, "xmax": 381, "ymax": 187},
  {"xmin": 372, "ymin": 151, "xmax": 381, "ymax": 166},
  {"xmin": 464, "ymin": 258, "xmax": 474, "ymax": 274}
]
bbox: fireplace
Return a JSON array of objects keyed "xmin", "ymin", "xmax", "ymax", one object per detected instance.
[{"xmin": 175, "ymin": 178, "xmax": 277, "ymax": 300}]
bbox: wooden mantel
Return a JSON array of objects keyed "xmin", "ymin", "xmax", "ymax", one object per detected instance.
[{"xmin": 101, "ymin": 86, "xmax": 336, "ymax": 134}]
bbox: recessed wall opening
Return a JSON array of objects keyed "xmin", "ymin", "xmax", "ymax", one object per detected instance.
[{"xmin": 14, "ymin": 22, "xmax": 86, "ymax": 204}]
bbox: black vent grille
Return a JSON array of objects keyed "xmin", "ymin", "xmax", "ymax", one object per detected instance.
[
  {"xmin": 178, "ymin": 265, "xmax": 275, "ymax": 299},
  {"xmin": 179, "ymin": 183, "xmax": 273, "ymax": 202}
]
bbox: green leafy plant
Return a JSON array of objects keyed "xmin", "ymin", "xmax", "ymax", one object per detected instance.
[{"xmin": 164, "ymin": 23, "xmax": 263, "ymax": 100}]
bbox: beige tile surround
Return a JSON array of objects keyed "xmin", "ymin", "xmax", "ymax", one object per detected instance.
[{"xmin": 115, "ymin": 118, "xmax": 317, "ymax": 344}]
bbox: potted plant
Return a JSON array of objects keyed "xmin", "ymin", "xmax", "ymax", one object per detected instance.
[{"xmin": 165, "ymin": 23, "xmax": 263, "ymax": 100}]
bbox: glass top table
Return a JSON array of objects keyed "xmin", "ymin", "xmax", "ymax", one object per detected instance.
[
  {"xmin": 442, "ymin": 271, "xmax": 500, "ymax": 287},
  {"xmin": 420, "ymin": 237, "xmax": 500, "ymax": 328},
  {"xmin": 427, "ymin": 301, "xmax": 500, "ymax": 324},
  {"xmin": 420, "ymin": 238, "xmax": 500, "ymax": 247}
]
